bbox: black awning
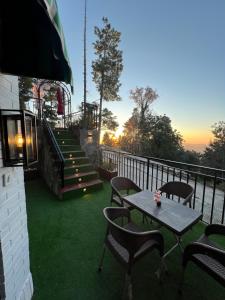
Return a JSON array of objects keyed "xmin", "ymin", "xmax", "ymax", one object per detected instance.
[{"xmin": 0, "ymin": 0, "xmax": 73, "ymax": 89}]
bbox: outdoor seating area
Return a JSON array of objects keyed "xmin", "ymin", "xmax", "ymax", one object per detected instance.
[{"xmin": 26, "ymin": 178, "xmax": 225, "ymax": 300}]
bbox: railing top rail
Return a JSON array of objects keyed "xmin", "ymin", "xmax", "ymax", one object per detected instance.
[
  {"xmin": 43, "ymin": 118, "xmax": 65, "ymax": 164},
  {"xmin": 101, "ymin": 147, "xmax": 225, "ymax": 174}
]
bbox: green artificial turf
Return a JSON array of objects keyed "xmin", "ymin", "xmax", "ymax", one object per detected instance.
[{"xmin": 26, "ymin": 179, "xmax": 225, "ymax": 300}]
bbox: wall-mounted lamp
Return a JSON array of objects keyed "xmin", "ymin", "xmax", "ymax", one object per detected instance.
[{"xmin": 0, "ymin": 109, "xmax": 38, "ymax": 167}]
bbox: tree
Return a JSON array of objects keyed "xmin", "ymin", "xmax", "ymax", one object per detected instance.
[
  {"xmin": 101, "ymin": 108, "xmax": 119, "ymax": 131},
  {"xmin": 118, "ymin": 112, "xmax": 184, "ymax": 160},
  {"xmin": 202, "ymin": 121, "xmax": 225, "ymax": 170},
  {"xmin": 130, "ymin": 86, "xmax": 158, "ymax": 120},
  {"xmin": 102, "ymin": 131, "xmax": 117, "ymax": 147},
  {"xmin": 18, "ymin": 77, "xmax": 35, "ymax": 109},
  {"xmin": 92, "ymin": 17, "xmax": 123, "ymax": 144},
  {"xmin": 42, "ymin": 86, "xmax": 59, "ymax": 126},
  {"xmin": 129, "ymin": 86, "xmax": 158, "ymax": 153},
  {"xmin": 142, "ymin": 114, "xmax": 183, "ymax": 159},
  {"xmin": 118, "ymin": 109, "xmax": 139, "ymax": 153}
]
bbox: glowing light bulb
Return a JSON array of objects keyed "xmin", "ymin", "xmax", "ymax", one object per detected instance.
[
  {"xmin": 15, "ymin": 134, "xmax": 24, "ymax": 148},
  {"xmin": 83, "ymin": 188, "xmax": 86, "ymax": 192},
  {"xmin": 79, "ymin": 178, "xmax": 82, "ymax": 182}
]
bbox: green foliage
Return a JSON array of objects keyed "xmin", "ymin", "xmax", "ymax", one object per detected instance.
[
  {"xmin": 202, "ymin": 121, "xmax": 225, "ymax": 170},
  {"xmin": 92, "ymin": 17, "xmax": 123, "ymax": 143},
  {"xmin": 118, "ymin": 107, "xmax": 184, "ymax": 160},
  {"xmin": 179, "ymin": 150, "xmax": 201, "ymax": 165},
  {"xmin": 42, "ymin": 86, "xmax": 59, "ymax": 126},
  {"xmin": 102, "ymin": 131, "xmax": 117, "ymax": 147},
  {"xmin": 102, "ymin": 108, "xmax": 119, "ymax": 131},
  {"xmin": 18, "ymin": 76, "xmax": 35, "ymax": 109},
  {"xmin": 92, "ymin": 17, "xmax": 123, "ymax": 102}
]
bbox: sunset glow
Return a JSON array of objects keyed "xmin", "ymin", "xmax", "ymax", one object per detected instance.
[{"xmin": 183, "ymin": 130, "xmax": 213, "ymax": 145}]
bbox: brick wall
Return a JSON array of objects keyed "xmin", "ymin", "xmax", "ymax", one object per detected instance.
[{"xmin": 0, "ymin": 74, "xmax": 33, "ymax": 300}]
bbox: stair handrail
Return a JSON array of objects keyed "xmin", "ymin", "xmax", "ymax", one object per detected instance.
[{"xmin": 42, "ymin": 117, "xmax": 65, "ymax": 188}]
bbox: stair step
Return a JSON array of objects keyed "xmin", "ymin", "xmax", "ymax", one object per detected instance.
[
  {"xmin": 60, "ymin": 145, "xmax": 82, "ymax": 151},
  {"xmin": 64, "ymin": 157, "xmax": 89, "ymax": 166},
  {"xmin": 61, "ymin": 179, "xmax": 103, "ymax": 198},
  {"xmin": 64, "ymin": 163, "xmax": 93, "ymax": 175},
  {"xmin": 64, "ymin": 171, "xmax": 99, "ymax": 185},
  {"xmin": 62, "ymin": 150, "xmax": 85, "ymax": 158},
  {"xmin": 53, "ymin": 131, "xmax": 73, "ymax": 138},
  {"xmin": 56, "ymin": 138, "xmax": 80, "ymax": 146}
]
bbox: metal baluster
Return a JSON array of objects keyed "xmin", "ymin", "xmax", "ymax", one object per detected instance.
[
  {"xmin": 186, "ymin": 172, "xmax": 189, "ymax": 184},
  {"xmin": 167, "ymin": 167, "xmax": 169, "ymax": 182},
  {"xmin": 135, "ymin": 159, "xmax": 138, "ymax": 184},
  {"xmin": 132, "ymin": 158, "xmax": 135, "ymax": 181},
  {"xmin": 210, "ymin": 175, "xmax": 217, "ymax": 224},
  {"xmin": 173, "ymin": 168, "xmax": 175, "ymax": 181},
  {"xmin": 129, "ymin": 157, "xmax": 132, "ymax": 180},
  {"xmin": 201, "ymin": 177, "xmax": 206, "ymax": 215},
  {"xmin": 142, "ymin": 162, "xmax": 145, "ymax": 189},
  {"xmin": 139, "ymin": 161, "xmax": 141, "ymax": 187},
  {"xmin": 221, "ymin": 186, "xmax": 225, "ymax": 224},
  {"xmin": 193, "ymin": 174, "xmax": 198, "ymax": 210},
  {"xmin": 146, "ymin": 158, "xmax": 150, "ymax": 190},
  {"xmin": 161, "ymin": 165, "xmax": 164, "ymax": 185},
  {"xmin": 151, "ymin": 163, "xmax": 154, "ymax": 191},
  {"xmin": 156, "ymin": 164, "xmax": 159, "ymax": 190}
]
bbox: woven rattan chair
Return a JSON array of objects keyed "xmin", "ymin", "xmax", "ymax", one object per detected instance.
[
  {"xmin": 98, "ymin": 207, "xmax": 164, "ymax": 300},
  {"xmin": 110, "ymin": 176, "xmax": 142, "ymax": 210},
  {"xmin": 179, "ymin": 224, "xmax": 225, "ymax": 292},
  {"xmin": 159, "ymin": 181, "xmax": 194, "ymax": 207}
]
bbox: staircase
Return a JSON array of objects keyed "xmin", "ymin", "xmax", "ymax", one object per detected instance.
[{"xmin": 53, "ymin": 128, "xmax": 103, "ymax": 199}]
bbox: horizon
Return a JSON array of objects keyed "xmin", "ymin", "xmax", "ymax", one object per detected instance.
[{"xmin": 57, "ymin": 0, "xmax": 225, "ymax": 151}]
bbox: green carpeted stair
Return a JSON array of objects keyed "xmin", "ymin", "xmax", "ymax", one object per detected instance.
[{"xmin": 53, "ymin": 128, "xmax": 103, "ymax": 199}]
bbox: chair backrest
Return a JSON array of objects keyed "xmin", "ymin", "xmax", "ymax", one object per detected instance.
[
  {"xmin": 159, "ymin": 181, "xmax": 194, "ymax": 206},
  {"xmin": 103, "ymin": 207, "xmax": 148, "ymax": 256},
  {"xmin": 110, "ymin": 176, "xmax": 141, "ymax": 198}
]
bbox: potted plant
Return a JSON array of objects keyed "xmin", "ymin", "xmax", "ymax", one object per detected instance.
[{"xmin": 97, "ymin": 158, "xmax": 118, "ymax": 181}]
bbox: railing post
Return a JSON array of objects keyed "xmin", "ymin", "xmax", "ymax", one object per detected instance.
[{"xmin": 146, "ymin": 158, "xmax": 150, "ymax": 190}]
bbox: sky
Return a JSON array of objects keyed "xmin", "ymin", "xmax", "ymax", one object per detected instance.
[{"xmin": 57, "ymin": 0, "xmax": 225, "ymax": 151}]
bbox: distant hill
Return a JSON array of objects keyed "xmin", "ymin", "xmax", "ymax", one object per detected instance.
[{"xmin": 184, "ymin": 143, "xmax": 207, "ymax": 153}]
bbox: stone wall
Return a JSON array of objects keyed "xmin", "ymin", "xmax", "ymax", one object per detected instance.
[
  {"xmin": 79, "ymin": 128, "xmax": 99, "ymax": 167},
  {"xmin": 39, "ymin": 128, "xmax": 60, "ymax": 197},
  {"xmin": 0, "ymin": 74, "xmax": 33, "ymax": 300}
]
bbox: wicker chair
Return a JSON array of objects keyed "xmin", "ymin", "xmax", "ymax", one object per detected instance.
[
  {"xmin": 98, "ymin": 207, "xmax": 164, "ymax": 300},
  {"xmin": 159, "ymin": 181, "xmax": 194, "ymax": 207},
  {"xmin": 180, "ymin": 224, "xmax": 225, "ymax": 292},
  {"xmin": 110, "ymin": 176, "xmax": 142, "ymax": 210}
]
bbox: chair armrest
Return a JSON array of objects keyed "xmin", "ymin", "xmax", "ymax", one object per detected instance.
[
  {"xmin": 103, "ymin": 207, "xmax": 131, "ymax": 222},
  {"xmin": 205, "ymin": 224, "xmax": 225, "ymax": 237},
  {"xmin": 183, "ymin": 241, "xmax": 225, "ymax": 267}
]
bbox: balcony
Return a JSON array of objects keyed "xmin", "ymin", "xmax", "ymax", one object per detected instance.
[{"xmin": 26, "ymin": 178, "xmax": 225, "ymax": 300}]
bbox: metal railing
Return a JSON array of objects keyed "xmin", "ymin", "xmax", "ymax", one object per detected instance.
[
  {"xmin": 100, "ymin": 147, "xmax": 225, "ymax": 224},
  {"xmin": 42, "ymin": 118, "xmax": 65, "ymax": 188},
  {"xmin": 69, "ymin": 102, "xmax": 98, "ymax": 130}
]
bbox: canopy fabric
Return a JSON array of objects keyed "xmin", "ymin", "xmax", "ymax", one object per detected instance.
[{"xmin": 0, "ymin": 0, "xmax": 73, "ymax": 91}]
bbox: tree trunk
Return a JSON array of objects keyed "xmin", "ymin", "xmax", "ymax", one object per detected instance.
[{"xmin": 98, "ymin": 72, "xmax": 104, "ymax": 145}]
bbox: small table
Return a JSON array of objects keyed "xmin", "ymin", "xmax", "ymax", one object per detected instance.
[{"xmin": 123, "ymin": 190, "xmax": 202, "ymax": 258}]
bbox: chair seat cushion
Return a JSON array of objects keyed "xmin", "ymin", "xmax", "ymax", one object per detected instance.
[
  {"xmin": 192, "ymin": 235, "xmax": 225, "ymax": 284},
  {"xmin": 106, "ymin": 222, "xmax": 158, "ymax": 268}
]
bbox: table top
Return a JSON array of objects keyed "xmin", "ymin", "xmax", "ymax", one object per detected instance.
[{"xmin": 123, "ymin": 190, "xmax": 202, "ymax": 236}]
